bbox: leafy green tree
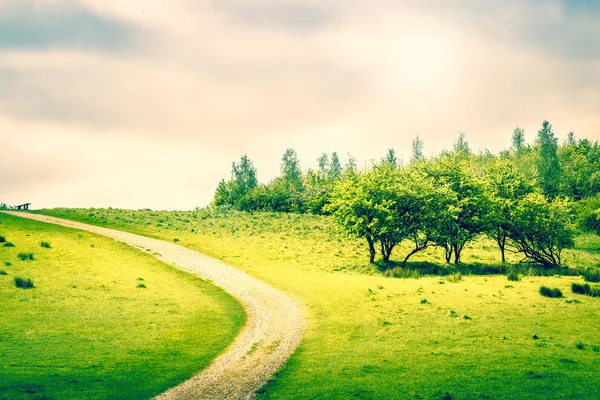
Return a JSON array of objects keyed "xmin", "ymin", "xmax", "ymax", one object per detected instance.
[
  {"xmin": 411, "ymin": 136, "xmax": 424, "ymax": 163},
  {"xmin": 384, "ymin": 148, "xmax": 397, "ymax": 168},
  {"xmin": 213, "ymin": 179, "xmax": 231, "ymax": 206},
  {"xmin": 326, "ymin": 171, "xmax": 379, "ymax": 263},
  {"xmin": 508, "ymin": 194, "xmax": 575, "ymax": 267},
  {"xmin": 558, "ymin": 138, "xmax": 600, "ymax": 199},
  {"xmin": 344, "ymin": 153, "xmax": 358, "ymax": 174},
  {"xmin": 567, "ymin": 131, "xmax": 576, "ymax": 146},
  {"xmin": 303, "ymin": 169, "xmax": 332, "ymax": 214},
  {"xmin": 577, "ymin": 194, "xmax": 600, "ymax": 237},
  {"xmin": 453, "ymin": 132, "xmax": 471, "ymax": 157},
  {"xmin": 213, "ymin": 155, "xmax": 258, "ymax": 207},
  {"xmin": 328, "ymin": 152, "xmax": 342, "ymax": 180},
  {"xmin": 511, "ymin": 127, "xmax": 526, "ymax": 154},
  {"xmin": 230, "ymin": 155, "xmax": 258, "ymax": 202},
  {"xmin": 423, "ymin": 154, "xmax": 488, "ymax": 264},
  {"xmin": 317, "ymin": 153, "xmax": 329, "ymax": 174},
  {"xmin": 535, "ymin": 120, "xmax": 561, "ymax": 198},
  {"xmin": 281, "ymin": 148, "xmax": 304, "ymax": 210},
  {"xmin": 483, "ymin": 160, "xmax": 535, "ymax": 262}
]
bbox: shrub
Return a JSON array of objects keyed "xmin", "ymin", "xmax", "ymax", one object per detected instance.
[
  {"xmin": 582, "ymin": 269, "xmax": 600, "ymax": 283},
  {"xmin": 3, "ymin": 242, "xmax": 15, "ymax": 247},
  {"xmin": 14, "ymin": 276, "xmax": 34, "ymax": 289},
  {"xmin": 173, "ymin": 238, "xmax": 180, "ymax": 243},
  {"xmin": 507, "ymin": 272, "xmax": 520, "ymax": 282},
  {"xmin": 0, "ymin": 235, "xmax": 5, "ymax": 243},
  {"xmin": 40, "ymin": 241, "xmax": 51, "ymax": 249},
  {"xmin": 17, "ymin": 252, "xmax": 34, "ymax": 261},
  {"xmin": 4, "ymin": 261, "xmax": 11, "ymax": 266},
  {"xmin": 539, "ymin": 286, "xmax": 563, "ymax": 298},
  {"xmin": 137, "ymin": 283, "xmax": 147, "ymax": 288},
  {"xmin": 576, "ymin": 341, "xmax": 586, "ymax": 350},
  {"xmin": 0, "ymin": 270, "xmax": 7, "ymax": 275},
  {"xmin": 571, "ymin": 282, "xmax": 600, "ymax": 297}
]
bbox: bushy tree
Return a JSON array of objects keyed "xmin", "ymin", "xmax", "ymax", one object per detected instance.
[
  {"xmin": 483, "ymin": 160, "xmax": 535, "ymax": 262},
  {"xmin": 508, "ymin": 194, "xmax": 575, "ymax": 267},
  {"xmin": 327, "ymin": 163, "xmax": 451, "ymax": 264},
  {"xmin": 423, "ymin": 154, "xmax": 488, "ymax": 264}
]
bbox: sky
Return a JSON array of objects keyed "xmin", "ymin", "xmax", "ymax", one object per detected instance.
[{"xmin": 1, "ymin": 0, "xmax": 600, "ymax": 210}]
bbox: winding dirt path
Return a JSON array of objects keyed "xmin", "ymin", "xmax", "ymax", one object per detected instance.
[{"xmin": 3, "ymin": 211, "xmax": 305, "ymax": 400}]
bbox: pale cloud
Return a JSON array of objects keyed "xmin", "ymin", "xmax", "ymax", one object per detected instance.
[{"xmin": 1, "ymin": 0, "xmax": 599, "ymax": 209}]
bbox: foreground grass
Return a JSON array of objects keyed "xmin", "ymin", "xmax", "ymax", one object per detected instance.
[
  {"xmin": 0, "ymin": 213, "xmax": 245, "ymax": 400},
  {"xmin": 38, "ymin": 208, "xmax": 600, "ymax": 399}
]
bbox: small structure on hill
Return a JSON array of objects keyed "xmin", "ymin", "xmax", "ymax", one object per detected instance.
[{"xmin": 16, "ymin": 203, "xmax": 31, "ymax": 210}]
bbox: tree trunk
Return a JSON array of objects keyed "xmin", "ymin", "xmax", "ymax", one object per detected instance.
[
  {"xmin": 444, "ymin": 246, "xmax": 452, "ymax": 264},
  {"xmin": 367, "ymin": 238, "xmax": 376, "ymax": 264},
  {"xmin": 497, "ymin": 233, "xmax": 506, "ymax": 263},
  {"xmin": 453, "ymin": 244, "xmax": 461, "ymax": 265}
]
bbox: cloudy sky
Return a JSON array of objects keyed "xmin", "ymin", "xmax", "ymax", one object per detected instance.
[{"xmin": 1, "ymin": 0, "xmax": 600, "ymax": 210}]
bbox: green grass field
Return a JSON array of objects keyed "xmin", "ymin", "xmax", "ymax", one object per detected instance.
[
  {"xmin": 0, "ymin": 213, "xmax": 245, "ymax": 400},
  {"xmin": 36, "ymin": 208, "xmax": 600, "ymax": 399}
]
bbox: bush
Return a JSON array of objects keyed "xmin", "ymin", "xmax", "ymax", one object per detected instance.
[
  {"xmin": 539, "ymin": 286, "xmax": 563, "ymax": 298},
  {"xmin": 576, "ymin": 341, "xmax": 586, "ymax": 350},
  {"xmin": 3, "ymin": 242, "xmax": 15, "ymax": 247},
  {"xmin": 582, "ymin": 269, "xmax": 600, "ymax": 283},
  {"xmin": 14, "ymin": 276, "xmax": 34, "ymax": 289},
  {"xmin": 17, "ymin": 252, "xmax": 34, "ymax": 261},
  {"xmin": 40, "ymin": 241, "xmax": 51, "ymax": 249},
  {"xmin": 0, "ymin": 235, "xmax": 5, "ymax": 243},
  {"xmin": 4, "ymin": 261, "xmax": 11, "ymax": 266},
  {"xmin": 0, "ymin": 270, "xmax": 7, "ymax": 275},
  {"xmin": 507, "ymin": 272, "xmax": 520, "ymax": 281},
  {"xmin": 571, "ymin": 282, "xmax": 600, "ymax": 297}
]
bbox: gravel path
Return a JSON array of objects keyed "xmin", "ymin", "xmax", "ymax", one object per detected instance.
[{"xmin": 3, "ymin": 211, "xmax": 305, "ymax": 400}]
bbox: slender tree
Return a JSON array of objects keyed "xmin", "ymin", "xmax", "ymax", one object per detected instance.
[
  {"xmin": 329, "ymin": 152, "xmax": 342, "ymax": 180},
  {"xmin": 411, "ymin": 136, "xmax": 424, "ymax": 163},
  {"xmin": 384, "ymin": 148, "xmax": 398, "ymax": 168},
  {"xmin": 317, "ymin": 153, "xmax": 329, "ymax": 175},
  {"xmin": 511, "ymin": 127, "xmax": 526, "ymax": 154},
  {"xmin": 535, "ymin": 120, "xmax": 561, "ymax": 198},
  {"xmin": 453, "ymin": 132, "xmax": 471, "ymax": 156}
]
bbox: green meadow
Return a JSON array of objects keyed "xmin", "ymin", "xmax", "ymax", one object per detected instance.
[
  {"xmin": 35, "ymin": 207, "xmax": 600, "ymax": 399},
  {"xmin": 0, "ymin": 213, "xmax": 245, "ymax": 400}
]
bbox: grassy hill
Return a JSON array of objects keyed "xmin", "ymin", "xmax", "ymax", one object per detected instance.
[
  {"xmin": 0, "ymin": 213, "xmax": 245, "ymax": 400},
  {"xmin": 36, "ymin": 207, "xmax": 600, "ymax": 399}
]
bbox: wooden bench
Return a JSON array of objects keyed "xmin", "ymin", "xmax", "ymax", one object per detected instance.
[{"xmin": 16, "ymin": 203, "xmax": 31, "ymax": 210}]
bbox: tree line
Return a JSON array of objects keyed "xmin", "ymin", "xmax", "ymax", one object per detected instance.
[{"xmin": 213, "ymin": 121, "xmax": 600, "ymax": 267}]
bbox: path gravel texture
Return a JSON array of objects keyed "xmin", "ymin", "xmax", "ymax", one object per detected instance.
[{"xmin": 3, "ymin": 211, "xmax": 305, "ymax": 400}]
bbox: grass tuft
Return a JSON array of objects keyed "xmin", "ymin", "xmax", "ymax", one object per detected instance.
[
  {"xmin": 3, "ymin": 242, "xmax": 15, "ymax": 247},
  {"xmin": 507, "ymin": 271, "xmax": 520, "ymax": 282},
  {"xmin": 4, "ymin": 261, "xmax": 12, "ymax": 266},
  {"xmin": 17, "ymin": 252, "xmax": 34, "ymax": 261},
  {"xmin": 14, "ymin": 276, "xmax": 34, "ymax": 289},
  {"xmin": 446, "ymin": 272, "xmax": 462, "ymax": 283},
  {"xmin": 582, "ymin": 269, "xmax": 600, "ymax": 283},
  {"xmin": 0, "ymin": 235, "xmax": 5, "ymax": 243},
  {"xmin": 0, "ymin": 269, "xmax": 7, "ymax": 275},
  {"xmin": 576, "ymin": 341, "xmax": 586, "ymax": 350},
  {"xmin": 539, "ymin": 286, "xmax": 563, "ymax": 298},
  {"xmin": 571, "ymin": 282, "xmax": 600, "ymax": 297},
  {"xmin": 137, "ymin": 283, "xmax": 147, "ymax": 288},
  {"xmin": 40, "ymin": 241, "xmax": 51, "ymax": 248}
]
